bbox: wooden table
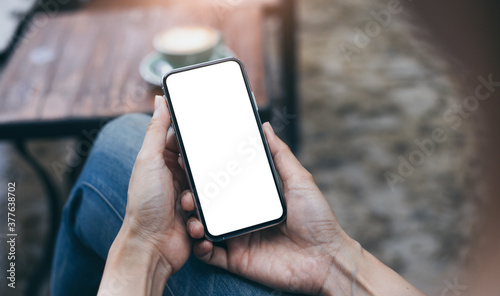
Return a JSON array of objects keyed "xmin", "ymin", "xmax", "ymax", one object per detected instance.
[{"xmin": 0, "ymin": 0, "xmax": 282, "ymax": 139}]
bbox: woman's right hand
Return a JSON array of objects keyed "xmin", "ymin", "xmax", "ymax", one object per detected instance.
[
  {"xmin": 181, "ymin": 122, "xmax": 425, "ymax": 295},
  {"xmin": 178, "ymin": 123, "xmax": 342, "ymax": 294}
]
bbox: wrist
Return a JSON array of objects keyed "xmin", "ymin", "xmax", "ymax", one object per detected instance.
[
  {"xmin": 98, "ymin": 222, "xmax": 171, "ymax": 295},
  {"xmin": 320, "ymin": 237, "xmax": 424, "ymax": 296},
  {"xmin": 319, "ymin": 236, "xmax": 370, "ymax": 296}
]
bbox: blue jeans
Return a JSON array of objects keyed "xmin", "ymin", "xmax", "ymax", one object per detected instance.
[{"xmin": 51, "ymin": 114, "xmax": 290, "ymax": 296}]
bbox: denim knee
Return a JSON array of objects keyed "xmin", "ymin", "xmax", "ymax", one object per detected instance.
[
  {"xmin": 87, "ymin": 114, "xmax": 150, "ymax": 173},
  {"xmin": 96, "ymin": 113, "xmax": 151, "ymax": 152}
]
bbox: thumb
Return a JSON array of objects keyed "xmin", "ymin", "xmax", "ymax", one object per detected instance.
[
  {"xmin": 139, "ymin": 95, "xmax": 171, "ymax": 158},
  {"xmin": 262, "ymin": 122, "xmax": 314, "ymax": 190}
]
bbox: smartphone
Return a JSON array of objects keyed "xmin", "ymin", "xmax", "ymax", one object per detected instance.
[{"xmin": 162, "ymin": 58, "xmax": 286, "ymax": 241}]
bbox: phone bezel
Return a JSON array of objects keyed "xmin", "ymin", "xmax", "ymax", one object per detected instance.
[{"xmin": 162, "ymin": 57, "xmax": 286, "ymax": 241}]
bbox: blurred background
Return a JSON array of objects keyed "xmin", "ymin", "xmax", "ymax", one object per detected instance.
[{"xmin": 0, "ymin": 0, "xmax": 482, "ymax": 295}]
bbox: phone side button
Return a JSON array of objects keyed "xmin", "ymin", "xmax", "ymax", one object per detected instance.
[{"xmin": 251, "ymin": 92, "xmax": 258, "ymax": 110}]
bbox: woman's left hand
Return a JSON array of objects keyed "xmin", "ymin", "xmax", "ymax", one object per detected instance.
[{"xmin": 98, "ymin": 95, "xmax": 190, "ymax": 296}]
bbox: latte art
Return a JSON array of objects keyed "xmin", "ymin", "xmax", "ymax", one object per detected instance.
[{"xmin": 155, "ymin": 27, "xmax": 220, "ymax": 54}]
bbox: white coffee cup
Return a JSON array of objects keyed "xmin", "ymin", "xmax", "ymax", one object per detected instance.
[{"xmin": 153, "ymin": 26, "xmax": 222, "ymax": 68}]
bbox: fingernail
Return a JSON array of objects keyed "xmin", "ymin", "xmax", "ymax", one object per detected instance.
[{"xmin": 154, "ymin": 95, "xmax": 162, "ymax": 111}]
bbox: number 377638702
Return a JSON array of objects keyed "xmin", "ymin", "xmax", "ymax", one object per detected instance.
[{"xmin": 7, "ymin": 182, "xmax": 16, "ymax": 232}]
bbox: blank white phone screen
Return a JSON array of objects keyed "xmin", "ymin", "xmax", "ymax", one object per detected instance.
[{"xmin": 166, "ymin": 60, "xmax": 284, "ymax": 237}]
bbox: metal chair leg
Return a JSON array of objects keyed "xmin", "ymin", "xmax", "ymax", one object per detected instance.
[{"xmin": 14, "ymin": 140, "xmax": 61, "ymax": 296}]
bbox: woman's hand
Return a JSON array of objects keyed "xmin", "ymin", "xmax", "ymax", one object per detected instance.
[
  {"xmin": 181, "ymin": 122, "xmax": 351, "ymax": 294},
  {"xmin": 124, "ymin": 94, "xmax": 190, "ymax": 275},
  {"xmin": 98, "ymin": 96, "xmax": 190, "ymax": 296},
  {"xmin": 182, "ymin": 123, "xmax": 425, "ymax": 296}
]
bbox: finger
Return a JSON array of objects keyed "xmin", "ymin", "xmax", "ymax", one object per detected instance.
[
  {"xmin": 262, "ymin": 122, "xmax": 314, "ymax": 188},
  {"xmin": 180, "ymin": 190, "xmax": 195, "ymax": 212},
  {"xmin": 165, "ymin": 124, "xmax": 179, "ymax": 153},
  {"xmin": 178, "ymin": 155, "xmax": 185, "ymax": 170},
  {"xmin": 193, "ymin": 240, "xmax": 229, "ymax": 270},
  {"xmin": 186, "ymin": 216, "xmax": 204, "ymax": 239},
  {"xmin": 138, "ymin": 96, "xmax": 171, "ymax": 159}
]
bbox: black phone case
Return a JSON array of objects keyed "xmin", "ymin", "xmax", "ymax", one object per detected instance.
[{"xmin": 162, "ymin": 57, "xmax": 286, "ymax": 241}]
